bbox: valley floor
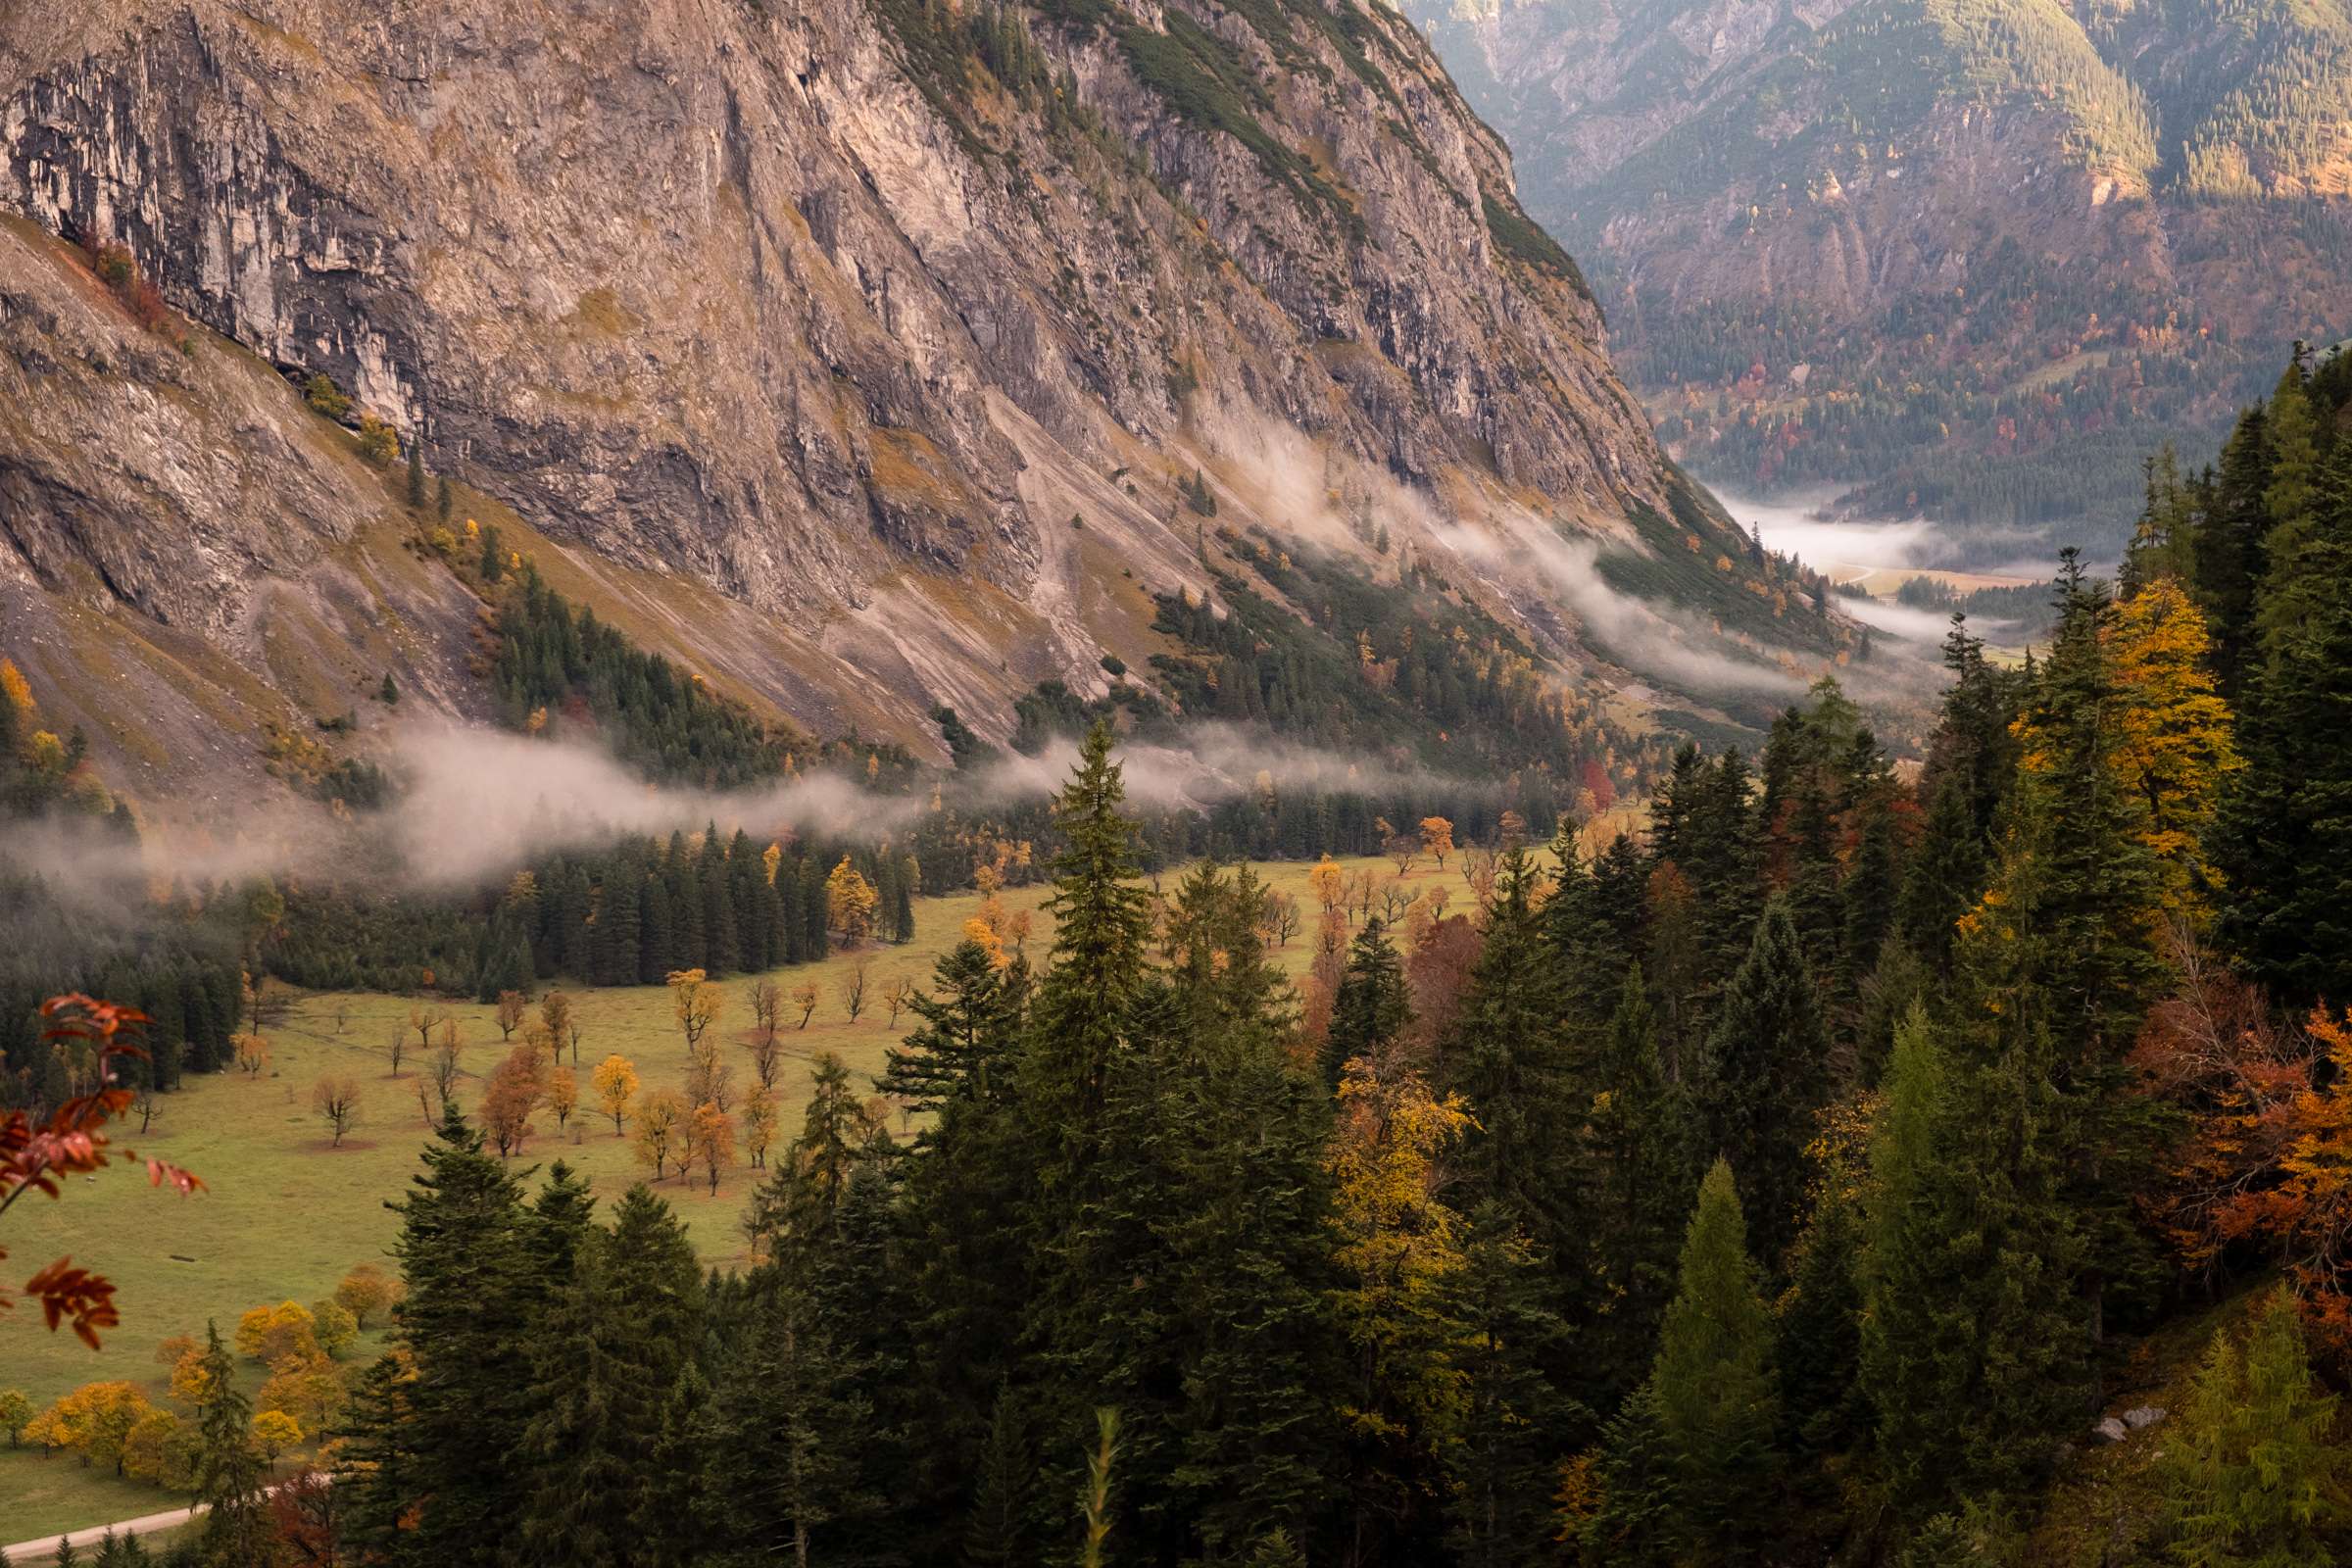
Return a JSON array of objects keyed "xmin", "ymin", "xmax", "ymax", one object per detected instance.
[{"xmin": 0, "ymin": 852, "xmax": 1480, "ymax": 1541}]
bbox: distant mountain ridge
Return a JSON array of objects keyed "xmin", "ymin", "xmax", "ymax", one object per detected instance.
[{"xmin": 1407, "ymin": 0, "xmax": 2352, "ymax": 549}]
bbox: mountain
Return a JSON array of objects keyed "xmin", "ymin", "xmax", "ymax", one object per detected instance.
[
  {"xmin": 0, "ymin": 0, "xmax": 1858, "ymax": 824},
  {"xmin": 1406, "ymin": 0, "xmax": 2352, "ymax": 552}
]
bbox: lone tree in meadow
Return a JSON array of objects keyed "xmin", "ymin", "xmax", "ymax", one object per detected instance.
[
  {"xmin": 669, "ymin": 968, "xmax": 724, "ymax": 1054},
  {"xmin": 312, "ymin": 1078, "xmax": 362, "ymax": 1148}
]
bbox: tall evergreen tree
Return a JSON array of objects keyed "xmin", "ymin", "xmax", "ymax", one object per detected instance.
[
  {"xmin": 1645, "ymin": 1159, "xmax": 1782, "ymax": 1563},
  {"xmin": 191, "ymin": 1321, "xmax": 273, "ymax": 1567},
  {"xmin": 1019, "ymin": 721, "xmax": 1152, "ymax": 1160},
  {"xmin": 2195, "ymin": 403, "xmax": 2274, "ymax": 699},
  {"xmin": 2216, "ymin": 432, "xmax": 2352, "ymax": 1004},
  {"xmin": 343, "ymin": 1105, "xmax": 538, "ymax": 1566},
  {"xmin": 1861, "ymin": 1006, "xmax": 2084, "ymax": 1519},
  {"xmin": 519, "ymin": 1185, "xmax": 703, "ymax": 1565},
  {"xmin": 1446, "ymin": 846, "xmax": 1572, "ymax": 1244},
  {"xmin": 1572, "ymin": 964, "xmax": 1697, "ymax": 1414},
  {"xmin": 1322, "ymin": 915, "xmax": 1412, "ymax": 1089},
  {"xmin": 1697, "ymin": 901, "xmax": 1830, "ymax": 1273},
  {"xmin": 1446, "ymin": 1200, "xmax": 1581, "ymax": 1568}
]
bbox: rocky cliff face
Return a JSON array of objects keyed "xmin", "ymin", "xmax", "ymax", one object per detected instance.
[
  {"xmin": 1407, "ymin": 0, "xmax": 2352, "ymax": 541},
  {"xmin": 2, "ymin": 0, "xmax": 1758, "ymax": 802}
]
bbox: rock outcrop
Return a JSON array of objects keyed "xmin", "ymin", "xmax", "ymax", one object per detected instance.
[{"xmin": 1, "ymin": 0, "xmax": 1759, "ymax": 798}]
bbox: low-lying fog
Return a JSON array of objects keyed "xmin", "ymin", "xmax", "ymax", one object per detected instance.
[{"xmin": 1707, "ymin": 487, "xmax": 2059, "ymax": 581}]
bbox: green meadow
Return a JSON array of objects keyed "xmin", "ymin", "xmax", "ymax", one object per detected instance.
[{"xmin": 3, "ymin": 851, "xmax": 1497, "ymax": 1542}]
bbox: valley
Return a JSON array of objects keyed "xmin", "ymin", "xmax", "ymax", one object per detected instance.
[
  {"xmin": 4, "ymin": 4, "xmax": 2352, "ymax": 1566},
  {"xmin": 1407, "ymin": 0, "xmax": 2352, "ymax": 557}
]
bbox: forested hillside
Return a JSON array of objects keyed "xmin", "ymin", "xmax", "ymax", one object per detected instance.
[
  {"xmin": 1410, "ymin": 0, "xmax": 2352, "ymax": 551},
  {"xmin": 16, "ymin": 346, "xmax": 2352, "ymax": 1564}
]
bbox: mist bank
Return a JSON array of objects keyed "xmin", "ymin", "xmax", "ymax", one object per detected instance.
[
  {"xmin": 1708, "ymin": 485, "xmax": 2115, "ymax": 585},
  {"xmin": 5, "ymin": 716, "xmax": 1542, "ymax": 906}
]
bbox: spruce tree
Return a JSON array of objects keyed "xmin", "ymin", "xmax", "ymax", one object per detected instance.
[
  {"xmin": 407, "ymin": 437, "xmax": 426, "ymax": 509},
  {"xmin": 1446, "ymin": 1200, "xmax": 1582, "ymax": 1568},
  {"xmin": 1860, "ymin": 1006, "xmax": 2084, "ymax": 1518},
  {"xmin": 2216, "ymin": 432, "xmax": 2352, "ymax": 1004},
  {"xmin": 1322, "ymin": 914, "xmax": 1411, "ymax": 1088},
  {"xmin": 964, "ymin": 1386, "xmax": 1049, "ymax": 1566},
  {"xmin": 2195, "ymin": 403, "xmax": 2274, "ymax": 699},
  {"xmin": 1572, "ymin": 964, "xmax": 1697, "ymax": 1413},
  {"xmin": 1446, "ymin": 846, "xmax": 1571, "ymax": 1237},
  {"xmin": 1646, "ymin": 1159, "xmax": 1782, "ymax": 1563},
  {"xmin": 1020, "ymin": 721, "xmax": 1152, "ymax": 1156},
  {"xmin": 1580, "ymin": 1381, "xmax": 1681, "ymax": 1568},
  {"xmin": 880, "ymin": 939, "xmax": 1026, "ymax": 1128},
  {"xmin": 706, "ymin": 1277, "xmax": 877, "ymax": 1567},
  {"xmin": 362, "ymin": 1104, "xmax": 539, "ymax": 1564},
  {"xmin": 1972, "ymin": 553, "xmax": 2169, "ymax": 1348},
  {"xmin": 1697, "ymin": 901, "xmax": 1830, "ymax": 1273},
  {"xmin": 191, "ymin": 1320, "xmax": 273, "ymax": 1566},
  {"xmin": 1775, "ymin": 1156, "xmax": 1867, "ymax": 1457},
  {"xmin": 519, "ymin": 1185, "xmax": 703, "ymax": 1565}
]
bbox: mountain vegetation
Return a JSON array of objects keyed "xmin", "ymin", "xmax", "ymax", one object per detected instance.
[
  {"xmin": 1411, "ymin": 0, "xmax": 2352, "ymax": 550},
  {"xmin": 14, "ymin": 348, "xmax": 2352, "ymax": 1563}
]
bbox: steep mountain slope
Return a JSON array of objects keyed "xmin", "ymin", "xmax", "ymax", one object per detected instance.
[
  {"xmin": 0, "ymin": 0, "xmax": 1850, "ymax": 818},
  {"xmin": 1409, "ymin": 0, "xmax": 2352, "ymax": 549}
]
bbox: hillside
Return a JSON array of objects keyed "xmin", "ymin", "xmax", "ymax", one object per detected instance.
[
  {"xmin": 0, "ymin": 0, "xmax": 1865, "ymax": 839},
  {"xmin": 1407, "ymin": 0, "xmax": 2352, "ymax": 552}
]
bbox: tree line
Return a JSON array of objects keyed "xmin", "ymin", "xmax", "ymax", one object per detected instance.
[{"xmin": 274, "ymin": 338, "xmax": 2352, "ymax": 1564}]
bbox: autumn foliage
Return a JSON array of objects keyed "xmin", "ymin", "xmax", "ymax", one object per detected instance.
[{"xmin": 1, "ymin": 995, "xmax": 203, "ymax": 1348}]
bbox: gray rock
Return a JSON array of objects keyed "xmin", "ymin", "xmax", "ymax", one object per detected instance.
[
  {"xmin": 2093, "ymin": 1417, "xmax": 2129, "ymax": 1444},
  {"xmin": 2123, "ymin": 1406, "xmax": 2166, "ymax": 1430},
  {"xmin": 0, "ymin": 0, "xmax": 1761, "ymax": 778}
]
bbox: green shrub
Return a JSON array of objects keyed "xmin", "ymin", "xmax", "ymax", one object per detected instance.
[{"xmin": 305, "ymin": 373, "xmax": 352, "ymax": 419}]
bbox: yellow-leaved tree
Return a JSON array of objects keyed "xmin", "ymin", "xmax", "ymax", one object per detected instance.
[
  {"xmin": 826, "ymin": 857, "xmax": 879, "ymax": 946},
  {"xmin": 1326, "ymin": 1054, "xmax": 1474, "ymax": 1500},
  {"xmin": 2108, "ymin": 577, "xmax": 2240, "ymax": 916}
]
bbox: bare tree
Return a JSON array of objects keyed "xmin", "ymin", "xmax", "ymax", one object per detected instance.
[
  {"xmin": 792, "ymin": 981, "xmax": 819, "ymax": 1030},
  {"xmin": 495, "ymin": 990, "xmax": 527, "ymax": 1042},
  {"xmin": 386, "ymin": 1030, "xmax": 409, "ymax": 1079},
  {"xmin": 750, "ymin": 979, "xmax": 783, "ymax": 1039},
  {"xmin": 313, "ymin": 1077, "xmax": 363, "ymax": 1147},
  {"xmin": 247, "ymin": 974, "xmax": 293, "ymax": 1033},
  {"xmin": 1385, "ymin": 834, "xmax": 1419, "ymax": 876},
  {"xmin": 839, "ymin": 958, "xmax": 871, "ymax": 1025},
  {"xmin": 333, "ymin": 1002, "xmax": 350, "ymax": 1035},
  {"xmin": 1260, "ymin": 889, "xmax": 1301, "ymax": 949},
  {"xmin": 882, "ymin": 975, "xmax": 916, "ymax": 1030},
  {"xmin": 540, "ymin": 991, "xmax": 578, "ymax": 1066},
  {"xmin": 430, "ymin": 1024, "xmax": 464, "ymax": 1111}
]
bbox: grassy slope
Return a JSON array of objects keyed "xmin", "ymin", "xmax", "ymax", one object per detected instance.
[{"xmin": 1, "ymin": 851, "xmax": 1481, "ymax": 1539}]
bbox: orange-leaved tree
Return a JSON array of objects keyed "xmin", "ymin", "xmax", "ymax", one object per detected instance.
[{"xmin": 1, "ymin": 995, "xmax": 203, "ymax": 1347}]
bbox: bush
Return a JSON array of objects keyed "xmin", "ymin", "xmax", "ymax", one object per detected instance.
[
  {"xmin": 304, "ymin": 373, "xmax": 352, "ymax": 419},
  {"xmin": 357, "ymin": 414, "xmax": 401, "ymax": 466}
]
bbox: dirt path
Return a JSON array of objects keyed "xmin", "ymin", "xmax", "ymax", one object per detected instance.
[{"xmin": 2, "ymin": 1499, "xmax": 199, "ymax": 1562}]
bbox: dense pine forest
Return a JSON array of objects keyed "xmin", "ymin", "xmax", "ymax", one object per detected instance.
[{"xmin": 13, "ymin": 342, "xmax": 2352, "ymax": 1564}]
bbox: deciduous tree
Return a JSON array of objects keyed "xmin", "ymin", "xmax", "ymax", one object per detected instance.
[
  {"xmin": 633, "ymin": 1089, "xmax": 688, "ymax": 1182},
  {"xmin": 333, "ymin": 1264, "xmax": 402, "ymax": 1331},
  {"xmin": 313, "ymin": 1076, "xmax": 362, "ymax": 1147},
  {"xmin": 592, "ymin": 1054, "xmax": 639, "ymax": 1135}
]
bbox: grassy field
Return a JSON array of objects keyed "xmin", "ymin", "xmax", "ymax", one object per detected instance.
[{"xmin": 4, "ymin": 848, "xmax": 1580, "ymax": 1538}]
